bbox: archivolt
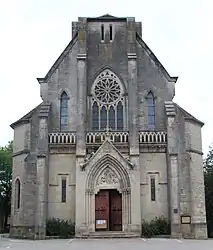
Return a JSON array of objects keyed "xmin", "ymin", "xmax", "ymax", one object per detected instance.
[{"xmin": 86, "ymin": 154, "xmax": 131, "ymax": 190}]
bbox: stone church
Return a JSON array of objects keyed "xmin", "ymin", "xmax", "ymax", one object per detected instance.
[{"xmin": 10, "ymin": 14, "xmax": 207, "ymax": 239}]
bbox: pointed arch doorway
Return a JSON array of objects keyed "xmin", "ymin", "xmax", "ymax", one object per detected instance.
[
  {"xmin": 95, "ymin": 189, "xmax": 122, "ymax": 231},
  {"xmin": 85, "ymin": 154, "xmax": 131, "ymax": 233}
]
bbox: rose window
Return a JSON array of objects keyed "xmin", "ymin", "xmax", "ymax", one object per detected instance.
[
  {"xmin": 94, "ymin": 77, "xmax": 121, "ymax": 104},
  {"xmin": 91, "ymin": 69, "xmax": 125, "ymax": 131}
]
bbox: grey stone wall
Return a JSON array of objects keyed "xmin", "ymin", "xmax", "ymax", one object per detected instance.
[
  {"xmin": 46, "ymin": 40, "xmax": 78, "ymax": 132},
  {"xmin": 137, "ymin": 41, "xmax": 175, "ymax": 131},
  {"xmin": 10, "ymin": 109, "xmax": 39, "ymax": 239}
]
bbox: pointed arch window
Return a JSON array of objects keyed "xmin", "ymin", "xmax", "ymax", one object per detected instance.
[
  {"xmin": 109, "ymin": 106, "xmax": 115, "ymax": 130},
  {"xmin": 117, "ymin": 101, "xmax": 123, "ymax": 130},
  {"xmin": 147, "ymin": 92, "xmax": 155, "ymax": 130},
  {"xmin": 92, "ymin": 102, "xmax": 99, "ymax": 130},
  {"xmin": 60, "ymin": 92, "xmax": 68, "ymax": 131},
  {"xmin": 15, "ymin": 178, "xmax": 20, "ymax": 210},
  {"xmin": 100, "ymin": 106, "xmax": 107, "ymax": 130},
  {"xmin": 91, "ymin": 69, "xmax": 125, "ymax": 131}
]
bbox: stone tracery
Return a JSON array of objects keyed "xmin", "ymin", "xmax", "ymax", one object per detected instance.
[
  {"xmin": 91, "ymin": 69, "xmax": 125, "ymax": 131},
  {"xmin": 97, "ymin": 166, "xmax": 119, "ymax": 185}
]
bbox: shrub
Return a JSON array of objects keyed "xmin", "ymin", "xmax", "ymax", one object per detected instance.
[
  {"xmin": 142, "ymin": 216, "xmax": 170, "ymax": 238},
  {"xmin": 46, "ymin": 218, "xmax": 75, "ymax": 238}
]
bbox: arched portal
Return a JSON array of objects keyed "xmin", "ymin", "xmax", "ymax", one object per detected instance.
[{"xmin": 85, "ymin": 154, "xmax": 131, "ymax": 232}]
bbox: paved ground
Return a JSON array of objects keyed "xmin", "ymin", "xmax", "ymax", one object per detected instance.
[{"xmin": 1, "ymin": 238, "xmax": 213, "ymax": 250}]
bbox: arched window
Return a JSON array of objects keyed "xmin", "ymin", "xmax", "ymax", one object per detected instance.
[
  {"xmin": 147, "ymin": 91, "xmax": 155, "ymax": 130},
  {"xmin": 117, "ymin": 101, "xmax": 123, "ymax": 130},
  {"xmin": 100, "ymin": 106, "xmax": 107, "ymax": 130},
  {"xmin": 91, "ymin": 69, "xmax": 125, "ymax": 131},
  {"xmin": 109, "ymin": 106, "xmax": 115, "ymax": 130},
  {"xmin": 15, "ymin": 178, "xmax": 20, "ymax": 209},
  {"xmin": 92, "ymin": 102, "xmax": 99, "ymax": 130},
  {"xmin": 60, "ymin": 92, "xmax": 68, "ymax": 131}
]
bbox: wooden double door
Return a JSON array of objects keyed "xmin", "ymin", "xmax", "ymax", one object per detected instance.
[{"xmin": 95, "ymin": 189, "xmax": 122, "ymax": 231}]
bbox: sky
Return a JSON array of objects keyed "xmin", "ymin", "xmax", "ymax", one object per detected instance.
[{"xmin": 0, "ymin": 0, "xmax": 212, "ymax": 156}]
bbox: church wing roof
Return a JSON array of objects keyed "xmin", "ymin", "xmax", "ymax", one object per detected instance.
[
  {"xmin": 10, "ymin": 102, "xmax": 43, "ymax": 129},
  {"xmin": 175, "ymin": 103, "xmax": 204, "ymax": 127},
  {"xmin": 136, "ymin": 33, "xmax": 178, "ymax": 83},
  {"xmin": 37, "ymin": 33, "xmax": 78, "ymax": 83}
]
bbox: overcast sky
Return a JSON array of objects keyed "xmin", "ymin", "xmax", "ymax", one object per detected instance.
[{"xmin": 0, "ymin": 0, "xmax": 212, "ymax": 156}]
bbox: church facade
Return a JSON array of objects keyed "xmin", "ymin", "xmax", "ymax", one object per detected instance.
[{"xmin": 10, "ymin": 14, "xmax": 207, "ymax": 239}]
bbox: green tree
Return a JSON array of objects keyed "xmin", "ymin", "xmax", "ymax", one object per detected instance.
[
  {"xmin": 204, "ymin": 146, "xmax": 213, "ymax": 237},
  {"xmin": 0, "ymin": 141, "xmax": 12, "ymax": 233}
]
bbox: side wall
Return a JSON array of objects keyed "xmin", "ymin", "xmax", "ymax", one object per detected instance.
[
  {"xmin": 47, "ymin": 41, "xmax": 78, "ymax": 132},
  {"xmin": 185, "ymin": 120, "xmax": 207, "ymax": 239},
  {"xmin": 140, "ymin": 152, "xmax": 168, "ymax": 221},
  {"xmin": 10, "ymin": 115, "xmax": 38, "ymax": 239},
  {"xmin": 136, "ymin": 40, "xmax": 175, "ymax": 131},
  {"xmin": 48, "ymin": 153, "xmax": 76, "ymax": 222}
]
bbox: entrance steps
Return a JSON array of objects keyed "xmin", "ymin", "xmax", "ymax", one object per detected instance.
[{"xmin": 76, "ymin": 231, "xmax": 141, "ymax": 239}]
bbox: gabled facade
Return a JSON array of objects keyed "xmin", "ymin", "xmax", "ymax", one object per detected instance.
[{"xmin": 10, "ymin": 14, "xmax": 207, "ymax": 239}]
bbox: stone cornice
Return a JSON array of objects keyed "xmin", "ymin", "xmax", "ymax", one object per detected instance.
[
  {"xmin": 77, "ymin": 54, "xmax": 87, "ymax": 60},
  {"xmin": 12, "ymin": 149, "xmax": 30, "ymax": 157},
  {"xmin": 186, "ymin": 148, "xmax": 203, "ymax": 155},
  {"xmin": 127, "ymin": 53, "xmax": 137, "ymax": 59},
  {"xmin": 164, "ymin": 101, "xmax": 176, "ymax": 117}
]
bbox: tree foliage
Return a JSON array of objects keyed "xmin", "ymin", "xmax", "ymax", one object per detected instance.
[
  {"xmin": 204, "ymin": 146, "xmax": 213, "ymax": 237},
  {"xmin": 0, "ymin": 141, "xmax": 12, "ymax": 233}
]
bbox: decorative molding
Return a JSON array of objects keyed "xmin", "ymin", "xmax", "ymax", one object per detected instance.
[
  {"xmin": 139, "ymin": 131, "xmax": 167, "ymax": 144},
  {"xmin": 144, "ymin": 89, "xmax": 157, "ymax": 100},
  {"xmin": 97, "ymin": 167, "xmax": 119, "ymax": 185},
  {"xmin": 49, "ymin": 145, "xmax": 76, "ymax": 154},
  {"xmin": 49, "ymin": 132, "xmax": 76, "ymax": 144},
  {"xmin": 139, "ymin": 145, "xmax": 166, "ymax": 153},
  {"xmin": 58, "ymin": 89, "xmax": 71, "ymax": 100},
  {"xmin": 126, "ymin": 157, "xmax": 135, "ymax": 170},
  {"xmin": 85, "ymin": 188, "xmax": 94, "ymax": 195},
  {"xmin": 121, "ymin": 187, "xmax": 131, "ymax": 194}
]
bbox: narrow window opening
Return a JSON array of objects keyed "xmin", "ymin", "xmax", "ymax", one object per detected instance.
[
  {"xmin": 109, "ymin": 106, "xmax": 115, "ymax": 130},
  {"xmin": 61, "ymin": 178, "xmax": 67, "ymax": 203},
  {"xmin": 15, "ymin": 179, "xmax": 21, "ymax": 209},
  {"xmin": 147, "ymin": 91, "xmax": 155, "ymax": 130},
  {"xmin": 60, "ymin": 91, "xmax": 68, "ymax": 131},
  {"xmin": 92, "ymin": 102, "xmax": 99, "ymax": 130},
  {"xmin": 150, "ymin": 177, "xmax": 156, "ymax": 201},
  {"xmin": 110, "ymin": 24, "xmax": 113, "ymax": 41},
  {"xmin": 117, "ymin": 101, "xmax": 124, "ymax": 130},
  {"xmin": 100, "ymin": 106, "xmax": 107, "ymax": 130},
  {"xmin": 101, "ymin": 24, "xmax": 104, "ymax": 41}
]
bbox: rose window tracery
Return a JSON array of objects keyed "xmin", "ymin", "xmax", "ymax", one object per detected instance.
[
  {"xmin": 91, "ymin": 69, "xmax": 125, "ymax": 131},
  {"xmin": 93, "ymin": 74, "xmax": 121, "ymax": 104}
]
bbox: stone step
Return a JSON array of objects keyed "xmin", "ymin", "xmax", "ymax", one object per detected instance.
[{"xmin": 76, "ymin": 231, "xmax": 141, "ymax": 239}]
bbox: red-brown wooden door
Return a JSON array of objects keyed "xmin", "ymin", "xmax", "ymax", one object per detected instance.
[
  {"xmin": 110, "ymin": 190, "xmax": 122, "ymax": 231},
  {"xmin": 95, "ymin": 190, "xmax": 109, "ymax": 230}
]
